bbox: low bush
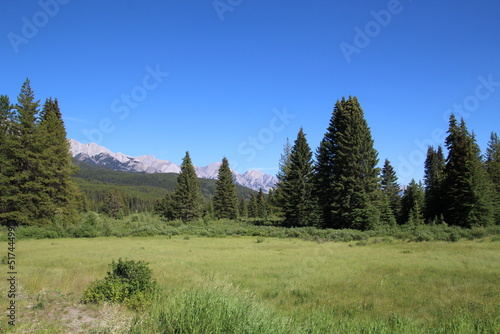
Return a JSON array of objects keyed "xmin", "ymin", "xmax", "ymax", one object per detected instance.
[
  {"xmin": 3, "ymin": 212, "xmax": 500, "ymax": 243},
  {"xmin": 82, "ymin": 258, "xmax": 158, "ymax": 310}
]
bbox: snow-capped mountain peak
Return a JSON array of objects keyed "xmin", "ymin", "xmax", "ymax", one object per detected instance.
[{"xmin": 69, "ymin": 139, "xmax": 277, "ymax": 192}]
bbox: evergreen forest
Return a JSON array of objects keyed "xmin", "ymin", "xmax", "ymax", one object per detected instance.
[{"xmin": 1, "ymin": 80, "xmax": 499, "ymax": 233}]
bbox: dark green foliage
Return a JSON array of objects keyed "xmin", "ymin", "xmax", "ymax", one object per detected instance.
[
  {"xmin": 248, "ymin": 194, "xmax": 258, "ymax": 218},
  {"xmin": 76, "ymin": 155, "xmax": 257, "ymax": 219},
  {"xmin": 213, "ymin": 158, "xmax": 237, "ymax": 219},
  {"xmin": 424, "ymin": 146, "xmax": 446, "ymax": 223},
  {"xmin": 0, "ymin": 95, "xmax": 14, "ymax": 222},
  {"xmin": 315, "ymin": 97, "xmax": 380, "ymax": 230},
  {"xmin": 485, "ymin": 132, "xmax": 500, "ymax": 224},
  {"xmin": 256, "ymin": 189, "xmax": 268, "ymax": 219},
  {"xmin": 82, "ymin": 258, "xmax": 157, "ymax": 310},
  {"xmin": 154, "ymin": 193, "xmax": 176, "ymax": 220},
  {"xmin": 238, "ymin": 197, "xmax": 248, "ymax": 218},
  {"xmin": 1, "ymin": 79, "xmax": 42, "ymax": 225},
  {"xmin": 273, "ymin": 138, "xmax": 292, "ymax": 214},
  {"xmin": 36, "ymin": 98, "xmax": 80, "ymax": 224},
  {"xmin": 443, "ymin": 116, "xmax": 494, "ymax": 227},
  {"xmin": 104, "ymin": 188, "xmax": 123, "ymax": 218},
  {"xmin": 379, "ymin": 193, "xmax": 397, "ymax": 227},
  {"xmin": 380, "ymin": 159, "xmax": 401, "ymax": 225},
  {"xmin": 170, "ymin": 152, "xmax": 205, "ymax": 222},
  {"xmin": 400, "ymin": 179, "xmax": 425, "ymax": 225},
  {"xmin": 265, "ymin": 188, "xmax": 281, "ymax": 217},
  {"xmin": 0, "ymin": 81, "xmax": 79, "ymax": 226},
  {"xmin": 3, "ymin": 211, "xmax": 498, "ymax": 242},
  {"xmin": 280, "ymin": 128, "xmax": 317, "ymax": 227},
  {"xmin": 73, "ymin": 160, "xmax": 256, "ymax": 215}
]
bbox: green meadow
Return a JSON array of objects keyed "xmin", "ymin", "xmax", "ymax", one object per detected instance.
[{"xmin": 2, "ymin": 235, "xmax": 499, "ymax": 333}]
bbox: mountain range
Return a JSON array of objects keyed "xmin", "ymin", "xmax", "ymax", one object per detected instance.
[{"xmin": 69, "ymin": 139, "xmax": 277, "ymax": 192}]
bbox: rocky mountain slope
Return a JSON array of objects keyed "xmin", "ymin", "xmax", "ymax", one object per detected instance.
[{"xmin": 69, "ymin": 139, "xmax": 277, "ymax": 192}]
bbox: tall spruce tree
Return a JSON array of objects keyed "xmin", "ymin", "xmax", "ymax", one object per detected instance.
[
  {"xmin": 423, "ymin": 146, "xmax": 446, "ymax": 223},
  {"xmin": 443, "ymin": 115, "xmax": 493, "ymax": 227},
  {"xmin": 380, "ymin": 159, "xmax": 401, "ymax": 224},
  {"xmin": 213, "ymin": 157, "xmax": 237, "ymax": 219},
  {"xmin": 155, "ymin": 193, "xmax": 176, "ymax": 220},
  {"xmin": 0, "ymin": 95, "xmax": 13, "ymax": 223},
  {"xmin": 104, "ymin": 188, "xmax": 123, "ymax": 218},
  {"xmin": 400, "ymin": 179, "xmax": 425, "ymax": 225},
  {"xmin": 485, "ymin": 132, "xmax": 500, "ymax": 224},
  {"xmin": 171, "ymin": 151, "xmax": 204, "ymax": 222},
  {"xmin": 315, "ymin": 96, "xmax": 380, "ymax": 230},
  {"xmin": 274, "ymin": 138, "xmax": 292, "ymax": 214},
  {"xmin": 248, "ymin": 193, "xmax": 258, "ymax": 218},
  {"xmin": 3, "ymin": 79, "xmax": 43, "ymax": 225},
  {"xmin": 238, "ymin": 197, "xmax": 248, "ymax": 218},
  {"xmin": 256, "ymin": 189, "xmax": 267, "ymax": 219},
  {"xmin": 37, "ymin": 98, "xmax": 79, "ymax": 224},
  {"xmin": 281, "ymin": 128, "xmax": 316, "ymax": 227}
]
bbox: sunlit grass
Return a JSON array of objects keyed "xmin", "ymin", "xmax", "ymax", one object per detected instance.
[{"xmin": 5, "ymin": 236, "xmax": 500, "ymax": 332}]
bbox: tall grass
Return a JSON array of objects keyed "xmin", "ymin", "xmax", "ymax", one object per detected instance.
[
  {"xmin": 129, "ymin": 280, "xmax": 295, "ymax": 334},
  {"xmin": 3, "ymin": 235, "xmax": 499, "ymax": 333},
  {"xmin": 128, "ymin": 279, "xmax": 499, "ymax": 334}
]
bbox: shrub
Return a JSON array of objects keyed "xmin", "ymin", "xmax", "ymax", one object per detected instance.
[
  {"xmin": 83, "ymin": 211, "xmax": 100, "ymax": 227},
  {"xmin": 16, "ymin": 226, "xmax": 60, "ymax": 239},
  {"xmin": 82, "ymin": 259, "xmax": 157, "ymax": 310}
]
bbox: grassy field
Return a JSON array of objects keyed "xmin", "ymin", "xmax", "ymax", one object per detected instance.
[{"xmin": 1, "ymin": 235, "xmax": 499, "ymax": 333}]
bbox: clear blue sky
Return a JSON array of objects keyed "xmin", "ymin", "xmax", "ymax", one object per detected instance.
[{"xmin": 1, "ymin": 0, "xmax": 499, "ymax": 185}]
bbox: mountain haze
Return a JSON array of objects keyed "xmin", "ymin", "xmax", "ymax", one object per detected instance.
[{"xmin": 69, "ymin": 139, "xmax": 277, "ymax": 192}]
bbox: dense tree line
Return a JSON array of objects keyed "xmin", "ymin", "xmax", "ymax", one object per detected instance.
[
  {"xmin": 0, "ymin": 80, "xmax": 80, "ymax": 226},
  {"xmin": 156, "ymin": 96, "xmax": 498, "ymax": 229},
  {"xmin": 2, "ymin": 81, "xmax": 497, "ymax": 230},
  {"xmin": 155, "ymin": 153, "xmax": 269, "ymax": 222},
  {"xmin": 276, "ymin": 96, "xmax": 499, "ymax": 229}
]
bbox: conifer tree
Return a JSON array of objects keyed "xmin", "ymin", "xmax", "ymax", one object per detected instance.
[
  {"xmin": 423, "ymin": 146, "xmax": 446, "ymax": 223},
  {"xmin": 238, "ymin": 197, "xmax": 248, "ymax": 218},
  {"xmin": 171, "ymin": 151, "xmax": 204, "ymax": 222},
  {"xmin": 443, "ymin": 115, "xmax": 493, "ymax": 227},
  {"xmin": 3, "ymin": 79, "xmax": 42, "ymax": 225},
  {"xmin": 281, "ymin": 128, "xmax": 316, "ymax": 227},
  {"xmin": 104, "ymin": 188, "xmax": 123, "ymax": 218},
  {"xmin": 213, "ymin": 157, "xmax": 237, "ymax": 219},
  {"xmin": 256, "ymin": 188, "xmax": 267, "ymax": 219},
  {"xmin": 37, "ymin": 98, "xmax": 79, "ymax": 224},
  {"xmin": 380, "ymin": 159, "xmax": 401, "ymax": 224},
  {"xmin": 400, "ymin": 179, "xmax": 425, "ymax": 225},
  {"xmin": 248, "ymin": 194, "xmax": 258, "ymax": 218},
  {"xmin": 485, "ymin": 132, "xmax": 500, "ymax": 224},
  {"xmin": 155, "ymin": 193, "xmax": 176, "ymax": 220},
  {"xmin": 379, "ymin": 194, "xmax": 397, "ymax": 227},
  {"xmin": 265, "ymin": 188, "xmax": 280, "ymax": 217},
  {"xmin": 315, "ymin": 97, "xmax": 380, "ymax": 230},
  {"xmin": 274, "ymin": 138, "xmax": 292, "ymax": 214},
  {"xmin": 0, "ymin": 95, "xmax": 13, "ymax": 223}
]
